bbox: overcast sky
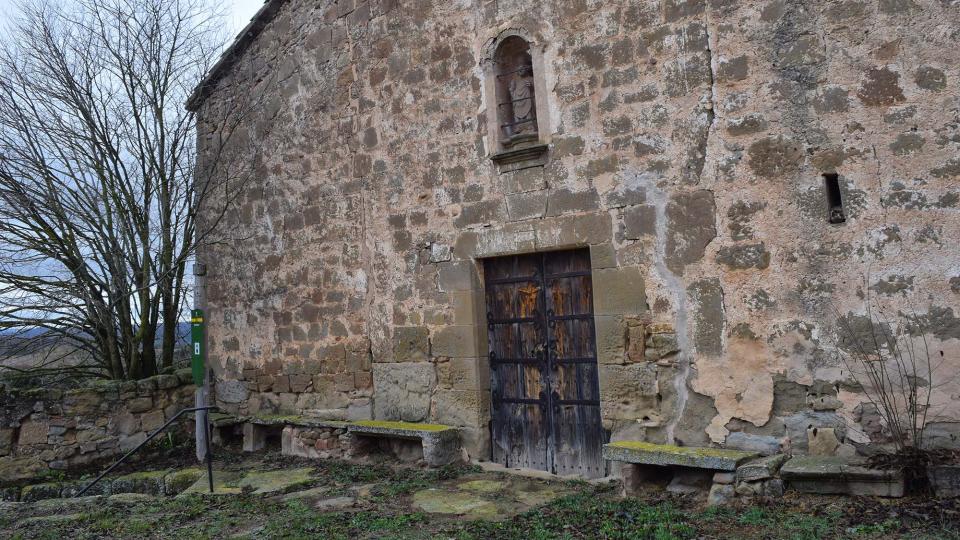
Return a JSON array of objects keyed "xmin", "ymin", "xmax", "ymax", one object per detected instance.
[{"xmin": 0, "ymin": 0, "xmax": 267, "ymax": 36}]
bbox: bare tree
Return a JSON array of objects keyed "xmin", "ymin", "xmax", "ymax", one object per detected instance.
[{"xmin": 0, "ymin": 0, "xmax": 254, "ymax": 380}]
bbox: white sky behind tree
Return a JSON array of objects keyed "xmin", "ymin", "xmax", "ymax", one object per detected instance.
[
  {"xmin": 0, "ymin": 0, "xmax": 266, "ymax": 333},
  {"xmin": 0, "ymin": 0, "xmax": 266, "ymax": 38}
]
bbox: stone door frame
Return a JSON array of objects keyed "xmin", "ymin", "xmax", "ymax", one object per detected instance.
[{"xmin": 435, "ymin": 212, "xmax": 646, "ymax": 465}]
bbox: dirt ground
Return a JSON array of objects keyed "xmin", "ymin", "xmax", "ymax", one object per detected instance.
[{"xmin": 1, "ymin": 450, "xmax": 958, "ymax": 539}]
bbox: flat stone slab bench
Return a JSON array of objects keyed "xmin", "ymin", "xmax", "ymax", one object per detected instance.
[
  {"xmin": 603, "ymin": 441, "xmax": 758, "ymax": 471},
  {"xmin": 242, "ymin": 415, "xmax": 349, "ymax": 453},
  {"xmin": 248, "ymin": 415, "xmax": 349, "ymax": 429},
  {"xmin": 349, "ymin": 420, "xmax": 461, "ymax": 467},
  {"xmin": 780, "ymin": 456, "xmax": 904, "ymax": 497},
  {"xmin": 239, "ymin": 416, "xmax": 462, "ymax": 467},
  {"xmin": 208, "ymin": 413, "xmax": 244, "ymax": 428}
]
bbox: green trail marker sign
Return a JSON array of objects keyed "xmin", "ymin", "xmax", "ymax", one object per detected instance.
[{"xmin": 191, "ymin": 309, "xmax": 205, "ymax": 386}]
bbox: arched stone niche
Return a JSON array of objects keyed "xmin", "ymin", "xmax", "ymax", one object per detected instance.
[{"xmin": 481, "ymin": 29, "xmax": 551, "ymax": 171}]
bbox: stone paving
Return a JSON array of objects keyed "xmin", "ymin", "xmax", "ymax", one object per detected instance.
[{"xmin": 1, "ymin": 460, "xmax": 579, "ymax": 527}]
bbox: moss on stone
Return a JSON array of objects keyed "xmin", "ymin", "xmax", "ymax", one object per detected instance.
[
  {"xmin": 164, "ymin": 468, "xmax": 204, "ymax": 495},
  {"xmin": 111, "ymin": 470, "xmax": 168, "ymax": 496},
  {"xmin": 351, "ymin": 420, "xmax": 452, "ymax": 432},
  {"xmin": 607, "ymin": 441, "xmax": 753, "ymax": 459},
  {"xmin": 234, "ymin": 467, "xmax": 315, "ymax": 495}
]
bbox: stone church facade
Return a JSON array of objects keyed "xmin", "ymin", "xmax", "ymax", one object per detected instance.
[{"xmin": 190, "ymin": 0, "xmax": 960, "ymax": 477}]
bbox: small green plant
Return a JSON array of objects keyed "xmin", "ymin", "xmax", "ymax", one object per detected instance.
[
  {"xmin": 738, "ymin": 507, "xmax": 773, "ymax": 526},
  {"xmin": 849, "ymin": 518, "xmax": 902, "ymax": 536}
]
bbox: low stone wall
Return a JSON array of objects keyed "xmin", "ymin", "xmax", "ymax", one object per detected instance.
[
  {"xmin": 281, "ymin": 425, "xmax": 351, "ymax": 460},
  {"xmin": 0, "ymin": 369, "xmax": 196, "ymax": 483}
]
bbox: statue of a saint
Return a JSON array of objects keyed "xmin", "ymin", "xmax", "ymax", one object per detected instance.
[{"xmin": 506, "ymin": 67, "xmax": 536, "ymax": 138}]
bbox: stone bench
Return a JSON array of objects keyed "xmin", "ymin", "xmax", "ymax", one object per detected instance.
[
  {"xmin": 348, "ymin": 420, "xmax": 462, "ymax": 467},
  {"xmin": 242, "ymin": 415, "xmax": 348, "ymax": 454},
  {"xmin": 207, "ymin": 413, "xmax": 244, "ymax": 446},
  {"xmin": 603, "ymin": 441, "xmax": 757, "ymax": 497},
  {"xmin": 239, "ymin": 416, "xmax": 462, "ymax": 467},
  {"xmin": 780, "ymin": 456, "xmax": 904, "ymax": 497}
]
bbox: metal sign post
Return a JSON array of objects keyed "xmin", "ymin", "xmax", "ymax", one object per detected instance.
[{"xmin": 192, "ymin": 264, "xmax": 212, "ymax": 491}]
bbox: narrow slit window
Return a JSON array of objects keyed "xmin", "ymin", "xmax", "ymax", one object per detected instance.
[{"xmin": 823, "ymin": 173, "xmax": 846, "ymax": 224}]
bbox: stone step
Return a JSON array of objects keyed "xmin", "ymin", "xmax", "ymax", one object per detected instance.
[
  {"xmin": 603, "ymin": 441, "xmax": 757, "ymax": 471},
  {"xmin": 780, "ymin": 456, "xmax": 904, "ymax": 497}
]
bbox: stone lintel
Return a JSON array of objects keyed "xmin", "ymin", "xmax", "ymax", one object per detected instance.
[{"xmin": 603, "ymin": 441, "xmax": 757, "ymax": 471}]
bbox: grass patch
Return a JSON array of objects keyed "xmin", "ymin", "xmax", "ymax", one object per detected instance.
[{"xmin": 452, "ymin": 490, "xmax": 695, "ymax": 540}]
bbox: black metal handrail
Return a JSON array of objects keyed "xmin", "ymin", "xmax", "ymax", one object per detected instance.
[{"xmin": 76, "ymin": 405, "xmax": 218, "ymax": 497}]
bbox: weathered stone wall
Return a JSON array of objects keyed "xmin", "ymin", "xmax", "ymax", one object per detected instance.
[
  {"xmin": 0, "ymin": 370, "xmax": 195, "ymax": 482},
  {"xmin": 196, "ymin": 0, "xmax": 960, "ymax": 464}
]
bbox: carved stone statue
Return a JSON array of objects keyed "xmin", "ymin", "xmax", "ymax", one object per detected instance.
[{"xmin": 508, "ymin": 69, "xmax": 536, "ymax": 136}]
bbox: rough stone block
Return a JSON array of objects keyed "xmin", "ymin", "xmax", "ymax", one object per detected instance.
[
  {"xmin": 596, "ymin": 315, "xmax": 626, "ymax": 364},
  {"xmin": 273, "ymin": 375, "xmax": 291, "ymax": 393},
  {"xmin": 140, "ymin": 410, "xmax": 166, "ymax": 432},
  {"xmin": 111, "ymin": 471, "xmax": 167, "ymax": 496},
  {"xmin": 590, "ymin": 243, "xmax": 617, "ymax": 269},
  {"xmin": 243, "ymin": 423, "xmax": 269, "ymax": 452},
  {"xmin": 451, "ymin": 290, "xmax": 483, "ymax": 325},
  {"xmin": 707, "ymin": 483, "xmax": 735, "ymax": 506},
  {"xmin": 599, "ymin": 364, "xmax": 659, "ymax": 422},
  {"xmin": 665, "ymin": 190, "xmax": 716, "ymax": 274},
  {"xmin": 431, "ymin": 389, "xmax": 487, "ymax": 427},
  {"xmin": 437, "ymin": 260, "xmax": 479, "ymax": 292},
  {"xmin": 289, "ymin": 373, "xmax": 313, "ymax": 393},
  {"xmin": 594, "ymin": 266, "xmax": 646, "ymax": 315},
  {"xmin": 780, "ymin": 456, "xmax": 904, "ymax": 497},
  {"xmin": 438, "ymin": 357, "xmax": 489, "ymax": 391},
  {"xmin": 622, "ymin": 205, "xmax": 657, "ymax": 239},
  {"xmin": 929, "ymin": 465, "xmax": 960, "ymax": 498},
  {"xmin": 392, "ymin": 326, "xmax": 430, "ymax": 362},
  {"xmin": 431, "ymin": 325, "xmax": 484, "ymax": 358},
  {"xmin": 545, "ymin": 188, "xmax": 600, "ymax": 216},
  {"xmin": 687, "ymin": 279, "xmax": 724, "ymax": 356},
  {"xmin": 372, "ymin": 362, "xmax": 435, "ymax": 422},
  {"xmin": 215, "ymin": 380, "xmax": 248, "ymax": 404},
  {"xmin": 713, "ymin": 472, "xmax": 735, "ymax": 485},
  {"xmin": 0, "ymin": 428, "xmax": 12, "ymax": 456},
  {"xmin": 501, "ymin": 166, "xmax": 546, "ymax": 194},
  {"xmin": 118, "ymin": 432, "xmax": 147, "ymax": 452},
  {"xmin": 736, "ymin": 454, "xmax": 789, "ymax": 482},
  {"xmin": 725, "ymin": 432, "xmax": 781, "ymax": 456},
  {"xmin": 127, "ymin": 397, "xmax": 153, "ymax": 413},
  {"xmin": 155, "ymin": 374, "xmax": 180, "ymax": 390},
  {"xmin": 21, "ymin": 482, "xmax": 62, "ymax": 502},
  {"xmin": 807, "ymin": 427, "xmax": 840, "ymax": 455},
  {"xmin": 281, "ymin": 426, "xmax": 319, "ymax": 459},
  {"xmin": 506, "ymin": 190, "xmax": 548, "ymax": 221},
  {"xmin": 17, "ymin": 421, "xmax": 48, "ymax": 446}
]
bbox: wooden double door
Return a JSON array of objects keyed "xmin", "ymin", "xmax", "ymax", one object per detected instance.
[{"xmin": 483, "ymin": 249, "xmax": 605, "ymax": 478}]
